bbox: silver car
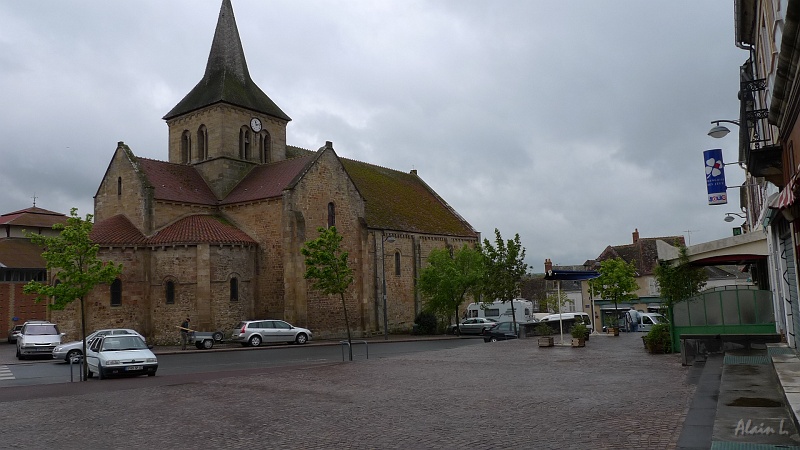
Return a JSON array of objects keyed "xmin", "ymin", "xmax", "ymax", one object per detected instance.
[
  {"xmin": 230, "ymin": 320, "xmax": 313, "ymax": 347},
  {"xmin": 53, "ymin": 328, "xmax": 144, "ymax": 362}
]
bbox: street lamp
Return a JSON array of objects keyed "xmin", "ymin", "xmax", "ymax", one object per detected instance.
[
  {"xmin": 381, "ymin": 233, "xmax": 396, "ymax": 340},
  {"xmin": 708, "ymin": 120, "xmax": 740, "ymax": 139},
  {"xmin": 724, "ymin": 212, "xmax": 746, "ymax": 222}
]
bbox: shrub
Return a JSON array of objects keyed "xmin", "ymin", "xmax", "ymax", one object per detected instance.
[
  {"xmin": 535, "ymin": 322, "xmax": 553, "ymax": 336},
  {"xmin": 644, "ymin": 323, "xmax": 672, "ymax": 353},
  {"xmin": 413, "ymin": 310, "xmax": 438, "ymax": 335},
  {"xmin": 571, "ymin": 323, "xmax": 588, "ymax": 339}
]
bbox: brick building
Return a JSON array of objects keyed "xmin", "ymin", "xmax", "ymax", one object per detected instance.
[
  {"xmin": 0, "ymin": 207, "xmax": 67, "ymax": 340},
  {"xmin": 50, "ymin": 0, "xmax": 478, "ymax": 343}
]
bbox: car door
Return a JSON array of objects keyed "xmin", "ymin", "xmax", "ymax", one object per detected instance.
[
  {"xmin": 272, "ymin": 320, "xmax": 294, "ymax": 342},
  {"xmin": 85, "ymin": 336, "xmax": 103, "ymax": 373},
  {"xmin": 461, "ymin": 319, "xmax": 478, "ymax": 334},
  {"xmin": 640, "ymin": 315, "xmax": 654, "ymax": 332},
  {"xmin": 258, "ymin": 321, "xmax": 278, "ymax": 343}
]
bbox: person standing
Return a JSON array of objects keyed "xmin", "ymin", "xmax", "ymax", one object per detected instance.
[
  {"xmin": 627, "ymin": 308, "xmax": 639, "ymax": 332},
  {"xmin": 180, "ymin": 317, "xmax": 190, "ymax": 350}
]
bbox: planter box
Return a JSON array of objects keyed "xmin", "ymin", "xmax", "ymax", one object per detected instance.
[
  {"xmin": 571, "ymin": 338, "xmax": 585, "ymax": 347},
  {"xmin": 538, "ymin": 336, "xmax": 554, "ymax": 347}
]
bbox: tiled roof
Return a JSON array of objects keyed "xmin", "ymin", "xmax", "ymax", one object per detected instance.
[
  {"xmin": 137, "ymin": 158, "xmax": 219, "ymax": 205},
  {"xmin": 341, "ymin": 159, "xmax": 477, "ymax": 237},
  {"xmin": 0, "ymin": 207, "xmax": 67, "ymax": 228},
  {"xmin": 147, "ymin": 215, "xmax": 256, "ymax": 246},
  {"xmin": 91, "ymin": 214, "xmax": 255, "ymax": 247},
  {"xmin": 0, "ymin": 238, "xmax": 46, "ymax": 268},
  {"xmin": 596, "ymin": 235, "xmax": 685, "ymax": 276},
  {"xmin": 90, "ymin": 215, "xmax": 147, "ymax": 245},
  {"xmin": 222, "ymin": 155, "xmax": 315, "ymax": 204}
]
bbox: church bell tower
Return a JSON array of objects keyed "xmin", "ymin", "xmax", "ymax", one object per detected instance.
[{"xmin": 162, "ymin": 0, "xmax": 291, "ymax": 199}]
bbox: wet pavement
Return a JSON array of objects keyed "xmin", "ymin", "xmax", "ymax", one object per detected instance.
[{"xmin": 1, "ymin": 331, "xmax": 799, "ymax": 449}]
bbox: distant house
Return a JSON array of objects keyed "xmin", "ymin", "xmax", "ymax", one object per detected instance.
[{"xmin": 0, "ymin": 207, "xmax": 67, "ymax": 339}]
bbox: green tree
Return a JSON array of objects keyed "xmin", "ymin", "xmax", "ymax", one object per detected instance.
[
  {"xmin": 418, "ymin": 244, "xmax": 484, "ymax": 333},
  {"xmin": 301, "ymin": 226, "xmax": 356, "ymax": 360},
  {"xmin": 654, "ymin": 246, "xmax": 707, "ymax": 307},
  {"xmin": 23, "ymin": 208, "xmax": 123, "ymax": 380},
  {"xmin": 479, "ymin": 229, "xmax": 528, "ymax": 330},
  {"xmin": 539, "ymin": 290, "xmax": 574, "ymax": 313},
  {"xmin": 589, "ymin": 257, "xmax": 638, "ymax": 329}
]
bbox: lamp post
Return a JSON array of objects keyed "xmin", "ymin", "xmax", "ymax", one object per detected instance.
[
  {"xmin": 724, "ymin": 212, "xmax": 746, "ymax": 222},
  {"xmin": 381, "ymin": 233, "xmax": 396, "ymax": 340}
]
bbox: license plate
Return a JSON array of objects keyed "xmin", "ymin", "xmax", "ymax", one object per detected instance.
[{"xmin": 126, "ymin": 365, "xmax": 143, "ymax": 371}]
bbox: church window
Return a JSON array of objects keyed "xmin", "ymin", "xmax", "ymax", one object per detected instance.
[
  {"xmin": 327, "ymin": 202, "xmax": 336, "ymax": 228},
  {"xmin": 165, "ymin": 280, "xmax": 175, "ymax": 304},
  {"xmin": 230, "ymin": 277, "xmax": 239, "ymax": 302},
  {"xmin": 260, "ymin": 132, "xmax": 271, "ymax": 163},
  {"xmin": 394, "ymin": 251, "xmax": 401, "ymax": 276},
  {"xmin": 181, "ymin": 130, "xmax": 191, "ymax": 163},
  {"xmin": 239, "ymin": 127, "xmax": 251, "ymax": 160},
  {"xmin": 197, "ymin": 125, "xmax": 208, "ymax": 160},
  {"xmin": 117, "ymin": 177, "xmax": 122, "ymax": 196},
  {"xmin": 110, "ymin": 278, "xmax": 122, "ymax": 306}
]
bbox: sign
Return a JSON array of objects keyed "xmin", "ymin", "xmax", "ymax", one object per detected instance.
[
  {"xmin": 704, "ymin": 149, "xmax": 727, "ymax": 205},
  {"xmin": 733, "ymin": 227, "xmax": 742, "ymax": 236}
]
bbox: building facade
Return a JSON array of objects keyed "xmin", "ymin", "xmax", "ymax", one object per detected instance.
[{"xmin": 49, "ymin": 0, "xmax": 478, "ymax": 343}]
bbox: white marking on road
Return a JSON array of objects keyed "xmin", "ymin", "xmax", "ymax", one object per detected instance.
[{"xmin": 0, "ymin": 365, "xmax": 14, "ymax": 380}]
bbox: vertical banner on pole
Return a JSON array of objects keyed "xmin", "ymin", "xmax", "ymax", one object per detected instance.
[{"xmin": 704, "ymin": 149, "xmax": 727, "ymax": 205}]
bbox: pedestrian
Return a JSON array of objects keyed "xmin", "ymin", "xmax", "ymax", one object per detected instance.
[
  {"xmin": 627, "ymin": 308, "xmax": 639, "ymax": 333},
  {"xmin": 180, "ymin": 317, "xmax": 190, "ymax": 350}
]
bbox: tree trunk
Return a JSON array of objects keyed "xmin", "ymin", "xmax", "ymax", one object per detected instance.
[{"xmin": 341, "ymin": 293, "xmax": 353, "ymax": 361}]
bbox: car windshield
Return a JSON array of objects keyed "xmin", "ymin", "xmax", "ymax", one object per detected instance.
[
  {"xmin": 25, "ymin": 324, "xmax": 58, "ymax": 335},
  {"xmin": 101, "ymin": 336, "xmax": 147, "ymax": 351}
]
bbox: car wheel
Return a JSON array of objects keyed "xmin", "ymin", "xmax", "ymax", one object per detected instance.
[
  {"xmin": 295, "ymin": 333, "xmax": 308, "ymax": 345},
  {"xmin": 212, "ymin": 331, "xmax": 224, "ymax": 342},
  {"xmin": 249, "ymin": 335, "xmax": 262, "ymax": 347},
  {"xmin": 147, "ymin": 369, "xmax": 156, "ymax": 377},
  {"xmin": 195, "ymin": 342, "xmax": 204, "ymax": 350},
  {"xmin": 66, "ymin": 349, "xmax": 81, "ymax": 362},
  {"xmin": 202, "ymin": 339, "xmax": 213, "ymax": 349},
  {"xmin": 98, "ymin": 366, "xmax": 105, "ymax": 380},
  {"xmin": 87, "ymin": 369, "xmax": 94, "ymax": 379},
  {"xmin": 490, "ymin": 337, "xmax": 498, "ymax": 342}
]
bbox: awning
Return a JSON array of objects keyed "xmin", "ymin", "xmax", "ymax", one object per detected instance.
[
  {"xmin": 544, "ymin": 270, "xmax": 600, "ymax": 281},
  {"xmin": 770, "ymin": 167, "xmax": 800, "ymax": 210}
]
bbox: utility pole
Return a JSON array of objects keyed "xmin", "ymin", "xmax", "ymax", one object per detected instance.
[{"xmin": 683, "ymin": 229, "xmax": 698, "ymax": 246}]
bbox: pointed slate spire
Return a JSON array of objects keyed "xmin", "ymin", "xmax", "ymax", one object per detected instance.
[{"xmin": 163, "ymin": 0, "xmax": 290, "ymax": 121}]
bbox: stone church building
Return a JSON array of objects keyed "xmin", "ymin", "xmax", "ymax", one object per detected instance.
[{"xmin": 50, "ymin": 0, "xmax": 478, "ymax": 343}]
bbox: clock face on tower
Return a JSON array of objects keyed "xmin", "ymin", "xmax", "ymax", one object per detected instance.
[{"xmin": 250, "ymin": 117, "xmax": 262, "ymax": 132}]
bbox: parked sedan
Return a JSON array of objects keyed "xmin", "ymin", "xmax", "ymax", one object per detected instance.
[
  {"xmin": 7, "ymin": 325, "xmax": 23, "ymax": 344},
  {"xmin": 448, "ymin": 318, "xmax": 498, "ymax": 335},
  {"xmin": 53, "ymin": 328, "xmax": 145, "ymax": 362},
  {"xmin": 230, "ymin": 320, "xmax": 313, "ymax": 347},
  {"xmin": 85, "ymin": 334, "xmax": 157, "ymax": 379},
  {"xmin": 483, "ymin": 322, "xmax": 519, "ymax": 342}
]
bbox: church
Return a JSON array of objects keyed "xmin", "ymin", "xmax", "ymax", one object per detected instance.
[{"xmin": 50, "ymin": 0, "xmax": 478, "ymax": 343}]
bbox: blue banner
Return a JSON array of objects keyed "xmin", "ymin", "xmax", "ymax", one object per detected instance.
[{"xmin": 704, "ymin": 149, "xmax": 727, "ymax": 205}]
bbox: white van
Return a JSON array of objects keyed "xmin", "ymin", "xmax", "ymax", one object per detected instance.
[
  {"xmin": 465, "ymin": 299, "xmax": 534, "ymax": 324},
  {"xmin": 638, "ymin": 312, "xmax": 668, "ymax": 332},
  {"xmin": 538, "ymin": 312, "xmax": 593, "ymax": 332}
]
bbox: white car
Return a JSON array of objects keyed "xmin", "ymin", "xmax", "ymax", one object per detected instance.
[
  {"xmin": 85, "ymin": 334, "xmax": 158, "ymax": 379},
  {"xmin": 53, "ymin": 328, "xmax": 145, "ymax": 362},
  {"xmin": 16, "ymin": 321, "xmax": 65, "ymax": 360}
]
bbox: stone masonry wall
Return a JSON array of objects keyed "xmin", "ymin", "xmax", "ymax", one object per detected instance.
[{"xmin": 93, "ymin": 145, "xmax": 150, "ymax": 232}]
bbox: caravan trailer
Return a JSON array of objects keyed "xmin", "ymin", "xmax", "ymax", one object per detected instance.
[{"xmin": 465, "ymin": 299, "xmax": 535, "ymax": 324}]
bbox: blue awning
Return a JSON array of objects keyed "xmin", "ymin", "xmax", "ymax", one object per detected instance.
[{"xmin": 544, "ymin": 270, "xmax": 600, "ymax": 281}]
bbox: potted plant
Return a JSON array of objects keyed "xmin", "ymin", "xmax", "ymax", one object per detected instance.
[
  {"xmin": 571, "ymin": 323, "xmax": 588, "ymax": 347},
  {"xmin": 644, "ymin": 323, "xmax": 672, "ymax": 354},
  {"xmin": 536, "ymin": 323, "xmax": 554, "ymax": 347}
]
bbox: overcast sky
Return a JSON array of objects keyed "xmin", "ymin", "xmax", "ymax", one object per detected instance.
[{"xmin": 0, "ymin": 1, "xmax": 749, "ymax": 271}]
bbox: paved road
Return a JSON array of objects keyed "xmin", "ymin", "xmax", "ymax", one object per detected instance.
[{"xmin": 0, "ymin": 332, "xmax": 693, "ymax": 449}]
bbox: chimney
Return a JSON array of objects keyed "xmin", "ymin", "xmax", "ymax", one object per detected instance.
[
  {"xmin": 544, "ymin": 258, "xmax": 553, "ymax": 273},
  {"xmin": 632, "ymin": 228, "xmax": 640, "ymax": 243}
]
